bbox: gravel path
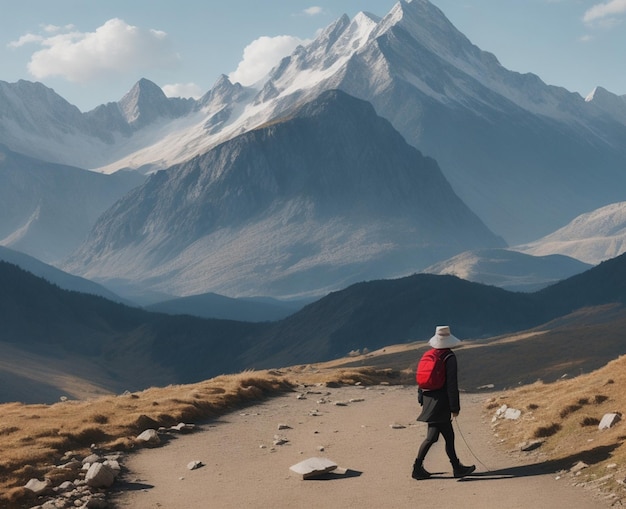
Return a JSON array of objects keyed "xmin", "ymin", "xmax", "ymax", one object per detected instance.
[{"xmin": 111, "ymin": 385, "xmax": 607, "ymax": 508}]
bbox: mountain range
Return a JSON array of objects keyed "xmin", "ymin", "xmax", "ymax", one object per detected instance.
[
  {"xmin": 2, "ymin": 1, "xmax": 626, "ymax": 249},
  {"xmin": 2, "ymin": 250, "xmax": 626, "ymax": 403},
  {"xmin": 1, "ymin": 2, "xmax": 626, "ymax": 319},
  {"xmin": 423, "ymin": 248, "xmax": 592, "ymax": 292},
  {"xmin": 62, "ymin": 90, "xmax": 504, "ymax": 298}
]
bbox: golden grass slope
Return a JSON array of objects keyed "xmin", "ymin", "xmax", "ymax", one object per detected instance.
[{"xmin": 486, "ymin": 354, "xmax": 626, "ymax": 505}]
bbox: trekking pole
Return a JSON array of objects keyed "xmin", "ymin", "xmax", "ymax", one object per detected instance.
[{"xmin": 453, "ymin": 416, "xmax": 491, "ymax": 472}]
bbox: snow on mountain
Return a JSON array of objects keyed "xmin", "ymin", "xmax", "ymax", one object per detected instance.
[
  {"xmin": 423, "ymin": 248, "xmax": 591, "ymax": 292},
  {"xmin": 93, "ymin": 0, "xmax": 626, "ymax": 243},
  {"xmin": 63, "ymin": 90, "xmax": 504, "ymax": 299},
  {"xmin": 515, "ymin": 202, "xmax": 626, "ymax": 265},
  {"xmin": 585, "ymin": 86, "xmax": 626, "ymax": 127},
  {"xmin": 2, "ymin": 0, "xmax": 626, "ymax": 255}
]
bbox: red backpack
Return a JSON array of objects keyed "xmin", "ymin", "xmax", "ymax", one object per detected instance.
[{"xmin": 416, "ymin": 348, "xmax": 453, "ymax": 390}]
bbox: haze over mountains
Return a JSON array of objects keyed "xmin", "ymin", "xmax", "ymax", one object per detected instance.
[{"xmin": 1, "ymin": 1, "xmax": 625, "ymax": 305}]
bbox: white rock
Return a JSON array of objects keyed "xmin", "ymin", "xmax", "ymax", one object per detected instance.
[
  {"xmin": 171, "ymin": 422, "xmax": 196, "ymax": 432},
  {"xmin": 290, "ymin": 457, "xmax": 338, "ymax": 479},
  {"xmin": 599, "ymin": 413, "xmax": 621, "ymax": 430},
  {"xmin": 187, "ymin": 460, "xmax": 203, "ymax": 470},
  {"xmin": 58, "ymin": 480, "xmax": 75, "ymax": 491},
  {"xmin": 85, "ymin": 462, "xmax": 116, "ymax": 488},
  {"xmin": 496, "ymin": 404, "xmax": 508, "ymax": 417},
  {"xmin": 390, "ymin": 423, "xmax": 406, "ymax": 429},
  {"xmin": 136, "ymin": 429, "xmax": 161, "ymax": 445},
  {"xmin": 103, "ymin": 459, "xmax": 121, "ymax": 474},
  {"xmin": 570, "ymin": 461, "xmax": 589, "ymax": 473},
  {"xmin": 24, "ymin": 478, "xmax": 51, "ymax": 495},
  {"xmin": 273, "ymin": 435, "xmax": 289, "ymax": 446},
  {"xmin": 504, "ymin": 408, "xmax": 522, "ymax": 420},
  {"xmin": 82, "ymin": 453, "xmax": 102, "ymax": 465}
]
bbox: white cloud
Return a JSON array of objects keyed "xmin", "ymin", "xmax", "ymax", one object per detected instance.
[
  {"xmin": 15, "ymin": 18, "xmax": 179, "ymax": 83},
  {"xmin": 228, "ymin": 35, "xmax": 305, "ymax": 86},
  {"xmin": 42, "ymin": 24, "xmax": 75, "ymax": 34},
  {"xmin": 162, "ymin": 82, "xmax": 203, "ymax": 99},
  {"xmin": 304, "ymin": 6, "xmax": 324, "ymax": 16},
  {"xmin": 583, "ymin": 0, "xmax": 626, "ymax": 23},
  {"xmin": 7, "ymin": 33, "xmax": 43, "ymax": 48}
]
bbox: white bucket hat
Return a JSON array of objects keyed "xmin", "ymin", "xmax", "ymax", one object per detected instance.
[{"xmin": 428, "ymin": 325, "xmax": 461, "ymax": 349}]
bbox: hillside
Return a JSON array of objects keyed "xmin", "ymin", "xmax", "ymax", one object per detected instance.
[
  {"xmin": 4, "ymin": 252, "xmax": 626, "ymax": 403},
  {"xmin": 0, "ymin": 261, "xmax": 264, "ymax": 402}
]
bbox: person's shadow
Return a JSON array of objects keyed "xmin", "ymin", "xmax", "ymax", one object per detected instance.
[{"xmin": 445, "ymin": 443, "xmax": 621, "ymax": 481}]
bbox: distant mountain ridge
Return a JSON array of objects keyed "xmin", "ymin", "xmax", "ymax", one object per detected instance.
[
  {"xmin": 423, "ymin": 248, "xmax": 592, "ymax": 292},
  {"xmin": 63, "ymin": 90, "xmax": 505, "ymax": 298},
  {"xmin": 515, "ymin": 201, "xmax": 626, "ymax": 265},
  {"xmin": 3, "ymin": 251, "xmax": 626, "ymax": 403},
  {"xmin": 0, "ymin": 246, "xmax": 128, "ymax": 304}
]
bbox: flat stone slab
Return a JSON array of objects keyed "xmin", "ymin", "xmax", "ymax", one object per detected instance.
[
  {"xmin": 289, "ymin": 457, "xmax": 338, "ymax": 479},
  {"xmin": 599, "ymin": 413, "xmax": 621, "ymax": 430}
]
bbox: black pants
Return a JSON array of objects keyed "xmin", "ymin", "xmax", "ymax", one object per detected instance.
[{"xmin": 416, "ymin": 420, "xmax": 459, "ymax": 465}]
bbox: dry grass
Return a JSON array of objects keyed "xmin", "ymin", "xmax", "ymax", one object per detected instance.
[
  {"xmin": 0, "ymin": 364, "xmax": 407, "ymax": 506},
  {"xmin": 485, "ymin": 354, "xmax": 626, "ymax": 504}
]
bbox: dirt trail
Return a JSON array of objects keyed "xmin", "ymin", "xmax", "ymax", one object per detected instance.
[{"xmin": 111, "ymin": 385, "xmax": 607, "ymax": 508}]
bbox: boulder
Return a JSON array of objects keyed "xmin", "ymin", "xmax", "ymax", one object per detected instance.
[
  {"xmin": 136, "ymin": 428, "xmax": 161, "ymax": 445},
  {"xmin": 85, "ymin": 462, "xmax": 116, "ymax": 488}
]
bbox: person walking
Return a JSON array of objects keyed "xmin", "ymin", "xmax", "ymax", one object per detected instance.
[{"xmin": 412, "ymin": 325, "xmax": 476, "ymax": 480}]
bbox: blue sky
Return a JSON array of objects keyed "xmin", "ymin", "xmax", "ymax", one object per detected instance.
[{"xmin": 2, "ymin": 0, "xmax": 625, "ymax": 112}]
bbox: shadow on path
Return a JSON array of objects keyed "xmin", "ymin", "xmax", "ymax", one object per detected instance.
[
  {"xmin": 457, "ymin": 443, "xmax": 620, "ymax": 482},
  {"xmin": 306, "ymin": 469, "xmax": 363, "ymax": 481}
]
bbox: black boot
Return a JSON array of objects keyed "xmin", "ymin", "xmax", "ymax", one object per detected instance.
[
  {"xmin": 412, "ymin": 459, "xmax": 431, "ymax": 480},
  {"xmin": 453, "ymin": 463, "xmax": 476, "ymax": 478}
]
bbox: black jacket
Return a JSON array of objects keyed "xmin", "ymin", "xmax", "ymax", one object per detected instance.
[{"xmin": 417, "ymin": 351, "xmax": 460, "ymax": 423}]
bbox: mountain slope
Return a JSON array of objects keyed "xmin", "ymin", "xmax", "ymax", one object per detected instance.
[
  {"xmin": 423, "ymin": 248, "xmax": 592, "ymax": 292},
  {"xmin": 515, "ymin": 201, "xmax": 626, "ymax": 264},
  {"xmin": 260, "ymin": 0, "xmax": 626, "ymax": 243},
  {"xmin": 63, "ymin": 90, "xmax": 504, "ymax": 299},
  {"xmin": 0, "ymin": 144, "xmax": 145, "ymax": 262},
  {"xmin": 0, "ymin": 261, "xmax": 264, "ymax": 402}
]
